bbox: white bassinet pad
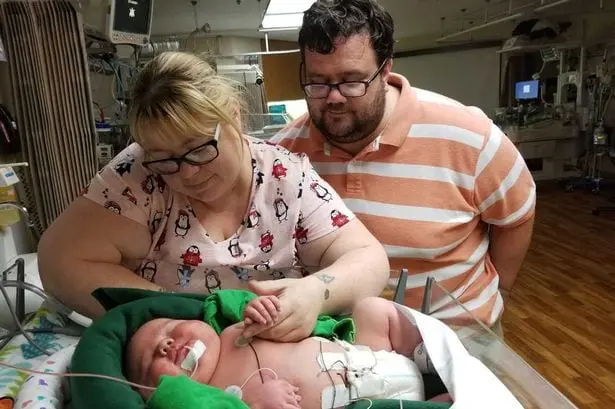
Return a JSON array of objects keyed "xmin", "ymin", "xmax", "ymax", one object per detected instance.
[
  {"xmin": 15, "ymin": 345, "xmax": 75, "ymax": 409},
  {"xmin": 393, "ymin": 304, "xmax": 523, "ymax": 409}
]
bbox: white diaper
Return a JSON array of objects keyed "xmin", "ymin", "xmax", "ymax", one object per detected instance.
[{"xmin": 318, "ymin": 340, "xmax": 424, "ymax": 409}]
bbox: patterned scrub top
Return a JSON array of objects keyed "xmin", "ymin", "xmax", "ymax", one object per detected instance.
[{"xmin": 82, "ymin": 137, "xmax": 355, "ymax": 294}]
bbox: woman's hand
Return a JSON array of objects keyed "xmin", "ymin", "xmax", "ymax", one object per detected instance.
[
  {"xmin": 241, "ymin": 278, "xmax": 324, "ymax": 342},
  {"xmin": 243, "ymin": 379, "xmax": 301, "ymax": 409}
]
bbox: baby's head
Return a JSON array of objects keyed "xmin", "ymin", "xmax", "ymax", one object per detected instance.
[{"xmin": 125, "ymin": 318, "xmax": 221, "ymax": 398}]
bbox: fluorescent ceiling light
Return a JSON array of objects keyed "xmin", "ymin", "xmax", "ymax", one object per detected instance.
[
  {"xmin": 265, "ymin": 0, "xmax": 315, "ymax": 14},
  {"xmin": 258, "ymin": 26, "xmax": 300, "ymax": 32},
  {"xmin": 262, "ymin": 13, "xmax": 305, "ymax": 29},
  {"xmin": 261, "ymin": 0, "xmax": 315, "ymax": 30}
]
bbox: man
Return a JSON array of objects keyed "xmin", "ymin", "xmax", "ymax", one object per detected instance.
[{"xmin": 270, "ymin": 0, "xmax": 536, "ymax": 332}]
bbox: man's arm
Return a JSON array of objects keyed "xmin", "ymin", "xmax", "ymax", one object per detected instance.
[
  {"xmin": 473, "ymin": 123, "xmax": 536, "ymax": 302},
  {"xmin": 489, "ymin": 216, "xmax": 535, "ymax": 296}
]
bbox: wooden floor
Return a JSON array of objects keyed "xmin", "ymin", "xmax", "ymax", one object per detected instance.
[{"xmin": 501, "ymin": 182, "xmax": 615, "ymax": 409}]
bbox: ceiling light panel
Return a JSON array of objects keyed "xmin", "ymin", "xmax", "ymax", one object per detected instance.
[{"xmin": 261, "ymin": 0, "xmax": 315, "ymax": 29}]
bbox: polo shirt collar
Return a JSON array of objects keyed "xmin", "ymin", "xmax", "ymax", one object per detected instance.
[{"xmin": 304, "ymin": 72, "xmax": 418, "ymax": 156}]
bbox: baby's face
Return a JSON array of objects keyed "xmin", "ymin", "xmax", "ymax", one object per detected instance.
[{"xmin": 126, "ymin": 319, "xmax": 220, "ymax": 392}]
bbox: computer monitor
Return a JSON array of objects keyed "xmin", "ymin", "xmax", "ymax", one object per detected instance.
[
  {"xmin": 515, "ymin": 80, "xmax": 540, "ymax": 100},
  {"xmin": 106, "ymin": 0, "xmax": 154, "ymax": 46}
]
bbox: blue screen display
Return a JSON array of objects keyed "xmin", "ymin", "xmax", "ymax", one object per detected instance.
[{"xmin": 515, "ymin": 80, "xmax": 539, "ymax": 100}]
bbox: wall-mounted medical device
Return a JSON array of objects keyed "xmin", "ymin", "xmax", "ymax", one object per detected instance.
[{"xmin": 106, "ymin": 0, "xmax": 154, "ymax": 46}]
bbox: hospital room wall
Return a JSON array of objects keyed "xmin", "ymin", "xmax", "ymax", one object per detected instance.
[{"xmin": 393, "ymin": 47, "xmax": 501, "ymax": 117}]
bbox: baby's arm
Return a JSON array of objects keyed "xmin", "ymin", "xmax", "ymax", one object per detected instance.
[
  {"xmin": 242, "ymin": 379, "xmax": 301, "ymax": 409},
  {"xmin": 244, "ymin": 295, "xmax": 281, "ymax": 325},
  {"xmin": 352, "ymin": 297, "xmax": 423, "ymax": 358}
]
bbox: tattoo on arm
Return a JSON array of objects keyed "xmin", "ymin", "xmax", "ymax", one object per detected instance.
[
  {"xmin": 317, "ymin": 274, "xmax": 335, "ymax": 284},
  {"xmin": 317, "ymin": 274, "xmax": 334, "ymax": 300}
]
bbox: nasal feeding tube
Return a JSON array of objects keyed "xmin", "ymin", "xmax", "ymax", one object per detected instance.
[{"xmin": 0, "ymin": 353, "xmax": 279, "ymax": 399}]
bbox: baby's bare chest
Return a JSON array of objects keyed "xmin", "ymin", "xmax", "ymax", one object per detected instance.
[{"xmin": 210, "ymin": 336, "xmax": 346, "ymax": 409}]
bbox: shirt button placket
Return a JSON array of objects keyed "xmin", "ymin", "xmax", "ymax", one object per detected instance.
[{"xmin": 346, "ymin": 161, "xmax": 362, "ymax": 193}]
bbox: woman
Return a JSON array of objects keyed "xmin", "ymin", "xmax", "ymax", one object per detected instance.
[{"xmin": 38, "ymin": 52, "xmax": 389, "ymax": 342}]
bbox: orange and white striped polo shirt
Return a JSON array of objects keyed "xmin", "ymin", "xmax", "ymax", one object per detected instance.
[{"xmin": 270, "ymin": 73, "xmax": 536, "ymax": 326}]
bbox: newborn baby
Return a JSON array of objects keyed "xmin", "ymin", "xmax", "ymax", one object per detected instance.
[{"xmin": 126, "ymin": 296, "xmax": 447, "ymax": 409}]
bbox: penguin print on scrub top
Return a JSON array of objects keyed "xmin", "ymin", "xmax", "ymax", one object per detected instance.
[
  {"xmin": 245, "ymin": 205, "xmax": 261, "ymax": 228},
  {"xmin": 114, "ymin": 154, "xmax": 135, "ymax": 176},
  {"xmin": 227, "ymin": 237, "xmax": 243, "ymax": 258},
  {"xmin": 175, "ymin": 209, "xmax": 191, "ymax": 238},
  {"xmin": 141, "ymin": 260, "xmax": 157, "ymax": 282},
  {"xmin": 204, "ymin": 269, "xmax": 222, "ymax": 293},
  {"xmin": 230, "ymin": 266, "xmax": 252, "ymax": 282},
  {"xmin": 81, "ymin": 138, "xmax": 356, "ymax": 293},
  {"xmin": 293, "ymin": 212, "xmax": 309, "ymax": 245},
  {"xmin": 177, "ymin": 245, "xmax": 202, "ymax": 288},
  {"xmin": 104, "ymin": 201, "xmax": 122, "ymax": 215},
  {"xmin": 311, "ymin": 180, "xmax": 332, "ymax": 202}
]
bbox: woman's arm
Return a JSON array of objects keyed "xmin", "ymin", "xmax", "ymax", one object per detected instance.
[
  {"xmin": 297, "ymin": 218, "xmax": 390, "ymax": 315},
  {"xmin": 242, "ymin": 156, "xmax": 390, "ymax": 342},
  {"xmin": 38, "ymin": 197, "xmax": 161, "ymax": 318},
  {"xmin": 244, "ymin": 219, "xmax": 389, "ymax": 342}
]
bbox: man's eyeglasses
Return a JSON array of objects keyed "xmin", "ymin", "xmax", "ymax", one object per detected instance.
[
  {"xmin": 142, "ymin": 123, "xmax": 221, "ymax": 175},
  {"xmin": 300, "ymin": 59, "xmax": 388, "ymax": 99}
]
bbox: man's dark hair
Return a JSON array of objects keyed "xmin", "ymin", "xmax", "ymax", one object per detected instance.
[{"xmin": 298, "ymin": 0, "xmax": 395, "ymax": 66}]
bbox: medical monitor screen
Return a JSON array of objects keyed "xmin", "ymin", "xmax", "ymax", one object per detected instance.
[
  {"xmin": 112, "ymin": 0, "xmax": 152, "ymax": 35},
  {"xmin": 515, "ymin": 80, "xmax": 539, "ymax": 100}
]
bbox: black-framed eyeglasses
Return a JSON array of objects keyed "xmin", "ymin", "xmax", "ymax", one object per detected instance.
[
  {"xmin": 142, "ymin": 123, "xmax": 221, "ymax": 175},
  {"xmin": 300, "ymin": 59, "xmax": 388, "ymax": 99}
]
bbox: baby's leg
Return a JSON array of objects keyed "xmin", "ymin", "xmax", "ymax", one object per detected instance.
[{"xmin": 352, "ymin": 297, "xmax": 422, "ymax": 358}]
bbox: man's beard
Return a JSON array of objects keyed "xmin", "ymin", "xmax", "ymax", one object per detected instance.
[{"xmin": 309, "ymin": 85, "xmax": 387, "ymax": 144}]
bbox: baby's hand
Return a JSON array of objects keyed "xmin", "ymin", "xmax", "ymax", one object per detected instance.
[
  {"xmin": 244, "ymin": 295, "xmax": 281, "ymax": 325},
  {"xmin": 245, "ymin": 379, "xmax": 301, "ymax": 409}
]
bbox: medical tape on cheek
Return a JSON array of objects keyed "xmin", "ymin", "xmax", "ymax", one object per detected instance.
[{"xmin": 180, "ymin": 340, "xmax": 207, "ymax": 372}]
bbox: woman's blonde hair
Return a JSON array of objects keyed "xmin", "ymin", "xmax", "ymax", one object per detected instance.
[{"xmin": 128, "ymin": 51, "xmax": 242, "ymax": 147}]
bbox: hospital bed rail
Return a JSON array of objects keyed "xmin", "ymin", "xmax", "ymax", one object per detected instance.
[{"xmin": 0, "ymin": 258, "xmax": 85, "ymax": 352}]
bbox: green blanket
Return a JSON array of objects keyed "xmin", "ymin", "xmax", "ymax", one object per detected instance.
[
  {"xmin": 68, "ymin": 288, "xmax": 451, "ymax": 409},
  {"xmin": 92, "ymin": 287, "xmax": 356, "ymax": 340}
]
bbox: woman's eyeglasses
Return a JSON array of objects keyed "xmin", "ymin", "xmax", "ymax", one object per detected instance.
[{"xmin": 142, "ymin": 123, "xmax": 221, "ymax": 175}]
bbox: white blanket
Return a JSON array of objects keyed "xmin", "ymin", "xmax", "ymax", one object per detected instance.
[{"xmin": 394, "ymin": 304, "xmax": 523, "ymax": 409}]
